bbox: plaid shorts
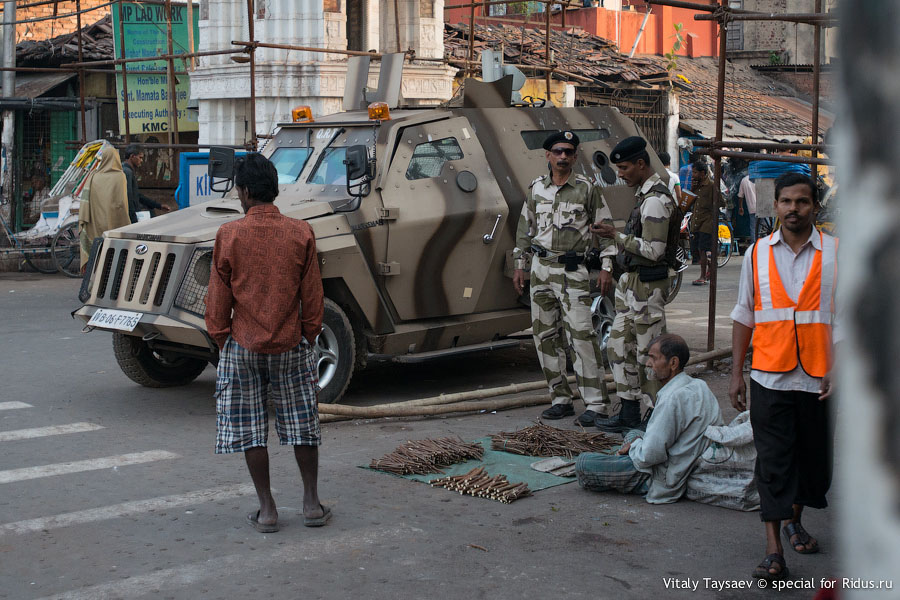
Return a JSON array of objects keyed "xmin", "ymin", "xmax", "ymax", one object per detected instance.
[
  {"xmin": 215, "ymin": 336, "xmax": 321, "ymax": 453},
  {"xmin": 575, "ymin": 433, "xmax": 650, "ymax": 495}
]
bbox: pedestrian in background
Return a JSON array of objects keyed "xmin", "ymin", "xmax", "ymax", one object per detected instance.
[
  {"xmin": 77, "ymin": 147, "xmax": 129, "ymax": 271},
  {"xmin": 689, "ymin": 161, "xmax": 716, "ymax": 286},
  {"xmin": 738, "ymin": 174, "xmax": 758, "ymax": 242},
  {"xmin": 512, "ymin": 130, "xmax": 617, "ymax": 426},
  {"xmin": 592, "ymin": 136, "xmax": 676, "ymax": 433},
  {"xmin": 205, "ymin": 153, "xmax": 330, "ymax": 533},
  {"xmin": 729, "ymin": 172, "xmax": 838, "ymax": 582},
  {"xmin": 658, "ymin": 151, "xmax": 682, "ymax": 206},
  {"xmin": 122, "ymin": 144, "xmax": 169, "ymax": 223}
]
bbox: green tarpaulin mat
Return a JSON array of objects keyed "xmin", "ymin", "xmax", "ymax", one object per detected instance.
[{"xmin": 363, "ymin": 438, "xmax": 580, "ymax": 492}]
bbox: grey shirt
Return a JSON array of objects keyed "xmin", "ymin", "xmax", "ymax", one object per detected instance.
[{"xmin": 628, "ymin": 372, "xmax": 724, "ymax": 504}]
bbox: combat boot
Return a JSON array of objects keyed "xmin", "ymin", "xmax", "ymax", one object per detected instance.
[{"xmin": 594, "ymin": 400, "xmax": 641, "ymax": 433}]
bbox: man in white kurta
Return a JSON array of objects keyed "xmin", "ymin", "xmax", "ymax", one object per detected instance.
[{"xmin": 576, "ymin": 334, "xmax": 724, "ymax": 503}]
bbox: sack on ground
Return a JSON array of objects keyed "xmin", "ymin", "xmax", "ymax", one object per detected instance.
[{"xmin": 685, "ymin": 411, "xmax": 760, "ymax": 511}]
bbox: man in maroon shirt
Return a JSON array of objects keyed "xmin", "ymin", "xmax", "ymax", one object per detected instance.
[{"xmin": 205, "ymin": 153, "xmax": 329, "ymax": 532}]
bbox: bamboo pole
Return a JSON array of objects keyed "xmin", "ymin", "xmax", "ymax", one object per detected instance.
[{"xmin": 318, "ymin": 347, "xmax": 733, "ymax": 420}]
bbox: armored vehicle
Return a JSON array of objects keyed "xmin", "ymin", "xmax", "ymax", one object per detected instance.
[{"xmin": 73, "ymin": 59, "xmax": 674, "ymax": 403}]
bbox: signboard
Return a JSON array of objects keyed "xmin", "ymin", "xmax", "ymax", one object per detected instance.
[
  {"xmin": 112, "ymin": 2, "xmax": 200, "ymax": 134},
  {"xmin": 175, "ymin": 152, "xmax": 247, "ymax": 208}
]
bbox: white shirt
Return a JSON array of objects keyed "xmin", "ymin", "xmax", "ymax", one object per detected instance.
[
  {"xmin": 629, "ymin": 372, "xmax": 724, "ymax": 504},
  {"xmin": 738, "ymin": 176, "xmax": 757, "ymax": 214},
  {"xmin": 665, "ymin": 168, "xmax": 681, "ymax": 197},
  {"xmin": 730, "ymin": 227, "xmax": 841, "ymax": 393}
]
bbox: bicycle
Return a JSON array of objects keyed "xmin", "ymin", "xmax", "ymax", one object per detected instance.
[{"xmin": 717, "ymin": 218, "xmax": 736, "ymax": 268}]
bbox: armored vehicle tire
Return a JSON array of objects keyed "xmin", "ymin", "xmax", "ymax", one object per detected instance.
[
  {"xmin": 316, "ymin": 299, "xmax": 356, "ymax": 404},
  {"xmin": 112, "ymin": 332, "xmax": 208, "ymax": 388}
]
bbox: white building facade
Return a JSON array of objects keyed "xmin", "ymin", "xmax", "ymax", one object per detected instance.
[{"xmin": 192, "ymin": 0, "xmax": 456, "ymax": 146}]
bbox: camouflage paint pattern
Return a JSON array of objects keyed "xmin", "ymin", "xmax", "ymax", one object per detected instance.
[
  {"xmin": 79, "ymin": 104, "xmax": 675, "ymax": 397},
  {"xmin": 514, "ymin": 171, "xmax": 616, "ymax": 413},
  {"xmin": 609, "ymin": 172, "xmax": 676, "ymax": 408},
  {"xmin": 608, "ymin": 271, "xmax": 668, "ymax": 408},
  {"xmin": 530, "ymin": 257, "xmax": 611, "ymax": 412}
]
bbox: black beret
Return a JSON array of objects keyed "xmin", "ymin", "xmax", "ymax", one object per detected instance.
[
  {"xmin": 542, "ymin": 130, "xmax": 580, "ymax": 151},
  {"xmin": 611, "ymin": 136, "xmax": 648, "ymax": 163}
]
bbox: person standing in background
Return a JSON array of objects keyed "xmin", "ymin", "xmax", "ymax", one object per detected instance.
[
  {"xmin": 122, "ymin": 144, "xmax": 170, "ymax": 223},
  {"xmin": 78, "ymin": 148, "xmax": 130, "ymax": 271}
]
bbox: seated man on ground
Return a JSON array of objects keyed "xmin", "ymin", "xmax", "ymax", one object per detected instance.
[{"xmin": 576, "ymin": 334, "xmax": 724, "ymax": 503}]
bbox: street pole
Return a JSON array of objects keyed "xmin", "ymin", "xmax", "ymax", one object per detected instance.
[{"xmin": 2, "ymin": 0, "xmax": 15, "ymax": 230}]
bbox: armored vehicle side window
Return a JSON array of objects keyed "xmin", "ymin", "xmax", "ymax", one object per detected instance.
[
  {"xmin": 271, "ymin": 147, "xmax": 313, "ymax": 184},
  {"xmin": 308, "ymin": 147, "xmax": 349, "ymax": 185},
  {"xmin": 520, "ymin": 129, "xmax": 611, "ymax": 150},
  {"xmin": 406, "ymin": 138, "xmax": 464, "ymax": 180}
]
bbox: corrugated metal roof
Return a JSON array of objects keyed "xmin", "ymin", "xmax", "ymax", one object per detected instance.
[{"xmin": 13, "ymin": 72, "xmax": 76, "ymax": 98}]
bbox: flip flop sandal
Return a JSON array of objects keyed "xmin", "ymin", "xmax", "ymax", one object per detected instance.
[
  {"xmin": 303, "ymin": 504, "xmax": 332, "ymax": 528},
  {"xmin": 782, "ymin": 522, "xmax": 819, "ymax": 554},
  {"xmin": 752, "ymin": 553, "xmax": 789, "ymax": 581},
  {"xmin": 692, "ymin": 279, "xmax": 707, "ymax": 286},
  {"xmin": 247, "ymin": 510, "xmax": 279, "ymax": 533}
]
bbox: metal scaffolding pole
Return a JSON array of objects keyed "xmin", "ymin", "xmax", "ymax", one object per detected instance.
[
  {"xmin": 76, "ymin": 0, "xmax": 87, "ymax": 144},
  {"xmin": 117, "ymin": 0, "xmax": 131, "ymax": 141},
  {"xmin": 246, "ymin": 0, "xmax": 257, "ymax": 151},
  {"xmin": 706, "ymin": 0, "xmax": 727, "ymax": 362},
  {"xmin": 165, "ymin": 0, "xmax": 179, "ymax": 150}
]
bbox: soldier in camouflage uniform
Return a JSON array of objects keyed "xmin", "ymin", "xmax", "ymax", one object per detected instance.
[
  {"xmin": 591, "ymin": 136, "xmax": 676, "ymax": 433},
  {"xmin": 512, "ymin": 131, "xmax": 618, "ymax": 425}
]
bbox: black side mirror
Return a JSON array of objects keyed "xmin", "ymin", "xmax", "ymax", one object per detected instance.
[
  {"xmin": 344, "ymin": 145, "xmax": 368, "ymax": 180},
  {"xmin": 209, "ymin": 147, "xmax": 235, "ymax": 193}
]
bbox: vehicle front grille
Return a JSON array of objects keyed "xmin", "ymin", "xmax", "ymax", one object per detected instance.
[
  {"xmin": 174, "ymin": 247, "xmax": 213, "ymax": 316},
  {"xmin": 89, "ymin": 241, "xmax": 185, "ymax": 311}
]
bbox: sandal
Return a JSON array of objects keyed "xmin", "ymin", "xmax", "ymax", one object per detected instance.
[
  {"xmin": 692, "ymin": 278, "xmax": 707, "ymax": 286},
  {"xmin": 782, "ymin": 521, "xmax": 819, "ymax": 554},
  {"xmin": 752, "ymin": 553, "xmax": 789, "ymax": 581}
]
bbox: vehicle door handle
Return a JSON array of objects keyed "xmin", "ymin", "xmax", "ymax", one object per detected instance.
[{"xmin": 483, "ymin": 214, "xmax": 502, "ymax": 244}]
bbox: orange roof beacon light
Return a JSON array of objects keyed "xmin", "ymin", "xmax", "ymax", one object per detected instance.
[
  {"xmin": 291, "ymin": 106, "xmax": 314, "ymax": 123},
  {"xmin": 368, "ymin": 102, "xmax": 390, "ymax": 121}
]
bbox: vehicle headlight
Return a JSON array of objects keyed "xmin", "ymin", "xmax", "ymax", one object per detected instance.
[{"xmin": 174, "ymin": 246, "xmax": 213, "ymax": 316}]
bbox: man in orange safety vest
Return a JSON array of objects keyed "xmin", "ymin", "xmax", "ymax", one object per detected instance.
[{"xmin": 729, "ymin": 172, "xmax": 838, "ymax": 583}]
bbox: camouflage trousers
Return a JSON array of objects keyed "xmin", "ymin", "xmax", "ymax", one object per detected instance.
[
  {"xmin": 608, "ymin": 271, "xmax": 668, "ymax": 409},
  {"xmin": 529, "ymin": 256, "xmax": 610, "ymax": 414}
]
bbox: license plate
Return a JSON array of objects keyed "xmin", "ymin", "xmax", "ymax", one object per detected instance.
[{"xmin": 87, "ymin": 308, "xmax": 143, "ymax": 332}]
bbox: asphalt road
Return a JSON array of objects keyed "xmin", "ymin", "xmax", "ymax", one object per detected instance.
[{"xmin": 0, "ymin": 259, "xmax": 839, "ymax": 600}]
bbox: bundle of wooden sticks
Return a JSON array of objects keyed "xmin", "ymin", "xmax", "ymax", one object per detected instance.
[
  {"xmin": 430, "ymin": 467, "xmax": 531, "ymax": 503},
  {"xmin": 490, "ymin": 423, "xmax": 616, "ymax": 458},
  {"xmin": 369, "ymin": 437, "xmax": 485, "ymax": 475}
]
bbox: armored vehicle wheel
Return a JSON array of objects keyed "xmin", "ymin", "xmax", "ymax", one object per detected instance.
[
  {"xmin": 316, "ymin": 299, "xmax": 356, "ymax": 404},
  {"xmin": 591, "ymin": 294, "xmax": 616, "ymax": 367},
  {"xmin": 112, "ymin": 332, "xmax": 208, "ymax": 387}
]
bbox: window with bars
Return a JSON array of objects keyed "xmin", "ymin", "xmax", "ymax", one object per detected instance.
[{"xmin": 726, "ymin": 0, "xmax": 744, "ymax": 51}]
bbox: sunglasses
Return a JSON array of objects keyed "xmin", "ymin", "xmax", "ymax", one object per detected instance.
[{"xmin": 550, "ymin": 147, "xmax": 576, "ymax": 156}]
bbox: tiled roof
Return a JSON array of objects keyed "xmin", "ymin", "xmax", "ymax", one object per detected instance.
[
  {"xmin": 674, "ymin": 58, "xmax": 821, "ymax": 139},
  {"xmin": 444, "ymin": 22, "xmax": 670, "ymax": 85},
  {"xmin": 16, "ymin": 15, "xmax": 113, "ymax": 66},
  {"xmin": 444, "ymin": 21, "xmax": 825, "ymax": 138}
]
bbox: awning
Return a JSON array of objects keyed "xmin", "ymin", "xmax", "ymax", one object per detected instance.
[{"xmin": 12, "ymin": 72, "xmax": 76, "ymax": 98}]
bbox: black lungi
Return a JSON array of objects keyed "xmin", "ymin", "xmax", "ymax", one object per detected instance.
[{"xmin": 749, "ymin": 379, "xmax": 833, "ymax": 522}]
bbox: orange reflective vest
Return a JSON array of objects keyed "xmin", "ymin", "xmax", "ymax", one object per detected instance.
[{"xmin": 751, "ymin": 230, "xmax": 838, "ymax": 378}]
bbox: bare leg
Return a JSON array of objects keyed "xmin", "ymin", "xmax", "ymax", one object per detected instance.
[
  {"xmin": 763, "ymin": 520, "xmax": 785, "ymax": 576},
  {"xmin": 699, "ymin": 249, "xmax": 709, "ymax": 281},
  {"xmin": 784, "ymin": 504, "xmax": 818, "ymax": 552},
  {"xmin": 245, "ymin": 446, "xmax": 278, "ymax": 526},
  {"xmin": 294, "ymin": 445, "xmax": 323, "ymax": 519}
]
